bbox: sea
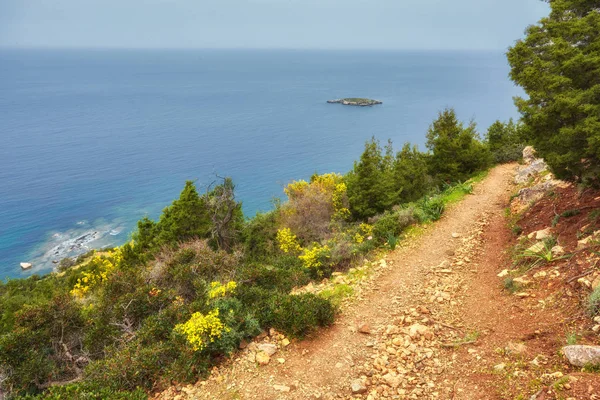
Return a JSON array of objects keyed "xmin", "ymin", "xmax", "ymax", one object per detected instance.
[{"xmin": 0, "ymin": 49, "xmax": 522, "ymax": 280}]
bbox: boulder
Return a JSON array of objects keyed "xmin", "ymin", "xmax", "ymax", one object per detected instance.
[
  {"xmin": 511, "ymin": 180, "xmax": 559, "ymax": 212},
  {"xmin": 515, "ymin": 159, "xmax": 548, "ymax": 184},
  {"xmin": 20, "ymin": 262, "xmax": 32, "ymax": 270},
  {"xmin": 563, "ymin": 345, "xmax": 600, "ymax": 367},
  {"xmin": 522, "ymin": 146, "xmax": 537, "ymax": 164}
]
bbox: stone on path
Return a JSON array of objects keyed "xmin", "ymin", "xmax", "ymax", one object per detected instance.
[
  {"xmin": 351, "ymin": 380, "xmax": 367, "ymax": 394},
  {"xmin": 256, "ymin": 351, "xmax": 271, "ymax": 365},
  {"xmin": 258, "ymin": 343, "xmax": 278, "ymax": 356},
  {"xmin": 563, "ymin": 345, "xmax": 600, "ymax": 367}
]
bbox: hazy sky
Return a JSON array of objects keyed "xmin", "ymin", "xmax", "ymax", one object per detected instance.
[{"xmin": 0, "ymin": 0, "xmax": 549, "ymax": 50}]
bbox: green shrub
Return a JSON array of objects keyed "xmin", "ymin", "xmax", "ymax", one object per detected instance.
[
  {"xmin": 372, "ymin": 208, "xmax": 416, "ymax": 242},
  {"xmin": 414, "ymin": 196, "xmax": 445, "ymax": 222},
  {"xmin": 258, "ymin": 293, "xmax": 335, "ymax": 338},
  {"xmin": 588, "ymin": 286, "xmax": 600, "ymax": 316},
  {"xmin": 17, "ymin": 383, "xmax": 148, "ymax": 400},
  {"xmin": 242, "ymin": 210, "xmax": 279, "ymax": 259}
]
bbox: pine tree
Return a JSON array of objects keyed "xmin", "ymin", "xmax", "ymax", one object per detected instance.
[
  {"xmin": 393, "ymin": 143, "xmax": 431, "ymax": 203},
  {"xmin": 426, "ymin": 108, "xmax": 491, "ymax": 183},
  {"xmin": 346, "ymin": 138, "xmax": 393, "ymax": 219},
  {"xmin": 507, "ymin": 1, "xmax": 600, "ymax": 181}
]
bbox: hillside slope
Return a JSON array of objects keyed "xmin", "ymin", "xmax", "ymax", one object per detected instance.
[{"xmin": 154, "ymin": 163, "xmax": 545, "ymax": 399}]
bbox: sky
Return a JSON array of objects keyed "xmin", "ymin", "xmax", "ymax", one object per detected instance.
[{"xmin": 0, "ymin": 0, "xmax": 549, "ymax": 50}]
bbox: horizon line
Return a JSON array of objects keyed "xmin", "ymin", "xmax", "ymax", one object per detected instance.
[{"xmin": 0, "ymin": 45, "xmax": 511, "ymax": 52}]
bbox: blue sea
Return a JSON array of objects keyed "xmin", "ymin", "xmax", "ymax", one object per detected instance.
[{"xmin": 0, "ymin": 49, "xmax": 521, "ymax": 280}]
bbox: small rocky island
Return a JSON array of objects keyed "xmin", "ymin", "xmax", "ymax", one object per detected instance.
[{"xmin": 327, "ymin": 98, "xmax": 383, "ymax": 106}]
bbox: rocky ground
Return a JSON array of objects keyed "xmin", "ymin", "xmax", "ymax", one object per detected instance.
[{"xmin": 154, "ymin": 154, "xmax": 600, "ymax": 400}]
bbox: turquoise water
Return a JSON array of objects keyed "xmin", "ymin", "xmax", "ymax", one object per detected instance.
[{"xmin": 0, "ymin": 49, "xmax": 520, "ymax": 279}]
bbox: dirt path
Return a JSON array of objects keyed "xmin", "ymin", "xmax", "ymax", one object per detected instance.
[{"xmin": 156, "ymin": 164, "xmax": 547, "ymax": 400}]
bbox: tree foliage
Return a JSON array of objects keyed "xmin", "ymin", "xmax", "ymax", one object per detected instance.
[
  {"xmin": 426, "ymin": 108, "xmax": 491, "ymax": 183},
  {"xmin": 486, "ymin": 119, "xmax": 527, "ymax": 163},
  {"xmin": 507, "ymin": 0, "xmax": 600, "ymax": 181}
]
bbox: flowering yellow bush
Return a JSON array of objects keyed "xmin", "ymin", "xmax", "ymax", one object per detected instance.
[
  {"xmin": 276, "ymin": 228, "xmax": 302, "ymax": 253},
  {"xmin": 70, "ymin": 248, "xmax": 122, "ymax": 299},
  {"xmin": 283, "ymin": 180, "xmax": 309, "ymax": 198},
  {"xmin": 332, "ymin": 182, "xmax": 350, "ymax": 220},
  {"xmin": 208, "ymin": 281, "xmax": 237, "ymax": 299},
  {"xmin": 353, "ymin": 223, "xmax": 374, "ymax": 244},
  {"xmin": 299, "ymin": 244, "xmax": 331, "ymax": 269},
  {"xmin": 174, "ymin": 309, "xmax": 229, "ymax": 351}
]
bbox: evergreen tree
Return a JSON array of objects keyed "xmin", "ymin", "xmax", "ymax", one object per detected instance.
[
  {"xmin": 486, "ymin": 119, "xmax": 526, "ymax": 163},
  {"xmin": 155, "ymin": 180, "xmax": 211, "ymax": 245},
  {"xmin": 346, "ymin": 138, "xmax": 394, "ymax": 219},
  {"xmin": 426, "ymin": 108, "xmax": 491, "ymax": 183},
  {"xmin": 205, "ymin": 177, "xmax": 244, "ymax": 251},
  {"xmin": 507, "ymin": 0, "xmax": 600, "ymax": 181},
  {"xmin": 393, "ymin": 143, "xmax": 431, "ymax": 203}
]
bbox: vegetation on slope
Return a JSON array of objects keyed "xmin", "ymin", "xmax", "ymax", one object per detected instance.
[
  {"xmin": 507, "ymin": 0, "xmax": 600, "ymax": 182},
  {"xmin": 0, "ymin": 108, "xmax": 522, "ymax": 399}
]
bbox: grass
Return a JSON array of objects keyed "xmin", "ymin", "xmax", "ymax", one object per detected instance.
[
  {"xmin": 514, "ymin": 237, "xmax": 570, "ymax": 270},
  {"xmin": 565, "ymin": 331, "xmax": 579, "ymax": 345},
  {"xmin": 552, "ymin": 209, "xmax": 581, "ymax": 227},
  {"xmin": 503, "ymin": 277, "xmax": 521, "ymax": 293},
  {"xmin": 319, "ymin": 283, "xmax": 354, "ymax": 307},
  {"xmin": 587, "ymin": 286, "xmax": 600, "ymax": 316}
]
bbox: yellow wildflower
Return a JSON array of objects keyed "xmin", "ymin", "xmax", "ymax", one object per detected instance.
[{"xmin": 174, "ymin": 309, "xmax": 229, "ymax": 351}]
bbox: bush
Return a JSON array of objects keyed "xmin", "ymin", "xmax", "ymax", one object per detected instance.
[
  {"xmin": 258, "ymin": 294, "xmax": 335, "ymax": 338},
  {"xmin": 18, "ymin": 383, "xmax": 148, "ymax": 400},
  {"xmin": 280, "ymin": 173, "xmax": 349, "ymax": 243},
  {"xmin": 414, "ymin": 196, "xmax": 445, "ymax": 222},
  {"xmin": 242, "ymin": 210, "xmax": 279, "ymax": 259},
  {"xmin": 372, "ymin": 208, "xmax": 416, "ymax": 242},
  {"xmin": 588, "ymin": 286, "xmax": 600, "ymax": 316}
]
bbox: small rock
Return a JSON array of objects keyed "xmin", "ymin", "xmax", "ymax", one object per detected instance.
[
  {"xmin": 238, "ymin": 339, "xmax": 248, "ymax": 349},
  {"xmin": 408, "ymin": 323, "xmax": 431, "ymax": 339},
  {"xmin": 273, "ymin": 385, "xmax": 291, "ymax": 392},
  {"xmin": 551, "ymin": 245, "xmax": 565, "ymax": 257},
  {"xmin": 497, "ymin": 269, "xmax": 509, "ymax": 278},
  {"xmin": 277, "ymin": 358, "xmax": 286, "ymax": 364},
  {"xmin": 256, "ymin": 330, "xmax": 268, "ymax": 340},
  {"xmin": 257, "ymin": 343, "xmax": 278, "ymax": 356},
  {"xmin": 506, "ymin": 342, "xmax": 527, "ymax": 355},
  {"xmin": 452, "ymin": 233, "xmax": 460, "ymax": 238},
  {"xmin": 493, "ymin": 363, "xmax": 506, "ymax": 372},
  {"xmin": 351, "ymin": 380, "xmax": 367, "ymax": 394},
  {"xmin": 20, "ymin": 262, "xmax": 32, "ymax": 270},
  {"xmin": 534, "ymin": 228, "xmax": 552, "ymax": 240},
  {"xmin": 382, "ymin": 372, "xmax": 401, "ymax": 388},
  {"xmin": 527, "ymin": 242, "xmax": 545, "ymax": 254},
  {"xmin": 563, "ymin": 345, "xmax": 600, "ymax": 367},
  {"xmin": 358, "ymin": 323, "xmax": 372, "ymax": 334},
  {"xmin": 281, "ymin": 338, "xmax": 291, "ymax": 347},
  {"xmin": 256, "ymin": 351, "xmax": 271, "ymax": 365}
]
